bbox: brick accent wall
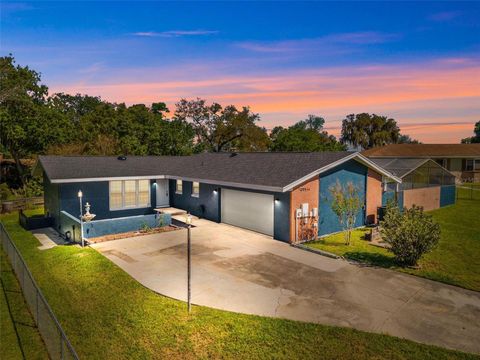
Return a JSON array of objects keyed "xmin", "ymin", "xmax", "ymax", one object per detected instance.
[
  {"xmin": 289, "ymin": 177, "xmax": 319, "ymax": 243},
  {"xmin": 366, "ymin": 168, "xmax": 383, "ymax": 224},
  {"xmin": 403, "ymin": 186, "xmax": 441, "ymax": 211}
]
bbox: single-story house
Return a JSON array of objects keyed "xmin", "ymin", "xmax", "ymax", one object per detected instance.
[
  {"xmin": 369, "ymin": 158, "xmax": 457, "ymax": 211},
  {"xmin": 362, "ymin": 144, "xmax": 480, "ymax": 182},
  {"xmin": 35, "ymin": 152, "xmax": 402, "ymax": 244}
]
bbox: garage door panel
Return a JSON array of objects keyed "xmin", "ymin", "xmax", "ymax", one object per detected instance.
[{"xmin": 221, "ymin": 189, "xmax": 274, "ymax": 236}]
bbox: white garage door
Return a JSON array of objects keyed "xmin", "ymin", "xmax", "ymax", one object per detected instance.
[{"xmin": 221, "ymin": 189, "xmax": 274, "ymax": 236}]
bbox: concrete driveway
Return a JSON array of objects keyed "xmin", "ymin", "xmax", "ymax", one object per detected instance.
[{"xmin": 91, "ymin": 217, "xmax": 480, "ymax": 354}]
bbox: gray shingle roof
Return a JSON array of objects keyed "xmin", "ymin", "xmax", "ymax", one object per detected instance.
[{"xmin": 39, "ymin": 152, "xmax": 356, "ymax": 190}]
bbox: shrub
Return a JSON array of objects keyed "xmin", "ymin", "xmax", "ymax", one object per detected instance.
[{"xmin": 380, "ymin": 204, "xmax": 440, "ymax": 266}]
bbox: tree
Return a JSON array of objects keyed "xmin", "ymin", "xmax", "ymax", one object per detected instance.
[
  {"xmin": 0, "ymin": 55, "xmax": 71, "ymax": 185},
  {"xmin": 49, "ymin": 93, "xmax": 104, "ymax": 123},
  {"xmin": 380, "ymin": 204, "xmax": 440, "ymax": 267},
  {"xmin": 340, "ymin": 113, "xmax": 400, "ymax": 149},
  {"xmin": 461, "ymin": 121, "xmax": 480, "ymax": 144},
  {"xmin": 397, "ymin": 134, "xmax": 421, "ymax": 144},
  {"xmin": 174, "ymin": 98, "xmax": 269, "ymax": 152},
  {"xmin": 270, "ymin": 115, "xmax": 345, "ymax": 152},
  {"xmin": 329, "ymin": 180, "xmax": 363, "ymax": 245}
]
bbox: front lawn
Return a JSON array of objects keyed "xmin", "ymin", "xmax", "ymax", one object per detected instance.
[
  {"xmin": 306, "ymin": 198, "xmax": 480, "ymax": 291},
  {"xmin": 0, "ymin": 212, "xmax": 476, "ymax": 359}
]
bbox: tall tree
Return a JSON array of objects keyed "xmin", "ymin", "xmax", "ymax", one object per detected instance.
[
  {"xmin": 0, "ymin": 55, "xmax": 71, "ymax": 184},
  {"xmin": 174, "ymin": 98, "xmax": 269, "ymax": 152},
  {"xmin": 270, "ymin": 115, "xmax": 345, "ymax": 152},
  {"xmin": 340, "ymin": 113, "xmax": 400, "ymax": 150},
  {"xmin": 461, "ymin": 121, "xmax": 480, "ymax": 144}
]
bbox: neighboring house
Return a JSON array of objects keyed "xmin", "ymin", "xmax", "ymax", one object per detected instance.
[
  {"xmin": 362, "ymin": 144, "xmax": 480, "ymax": 182},
  {"xmin": 35, "ymin": 152, "xmax": 400, "ymax": 244},
  {"xmin": 369, "ymin": 158, "xmax": 457, "ymax": 212}
]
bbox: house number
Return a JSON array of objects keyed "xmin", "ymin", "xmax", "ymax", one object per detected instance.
[{"xmin": 300, "ymin": 187, "xmax": 310, "ymax": 192}]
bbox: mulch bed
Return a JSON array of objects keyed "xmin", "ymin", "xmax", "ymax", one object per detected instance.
[{"xmin": 87, "ymin": 225, "xmax": 181, "ymax": 244}]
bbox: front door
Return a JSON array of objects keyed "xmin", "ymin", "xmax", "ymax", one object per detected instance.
[{"xmin": 156, "ymin": 179, "xmax": 169, "ymax": 207}]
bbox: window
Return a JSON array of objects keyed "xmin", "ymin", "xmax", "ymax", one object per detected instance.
[
  {"xmin": 138, "ymin": 180, "xmax": 150, "ymax": 207},
  {"xmin": 110, "ymin": 181, "xmax": 123, "ymax": 209},
  {"xmin": 465, "ymin": 160, "xmax": 474, "ymax": 171},
  {"xmin": 124, "ymin": 180, "xmax": 137, "ymax": 207},
  {"xmin": 109, "ymin": 180, "xmax": 151, "ymax": 210},
  {"xmin": 176, "ymin": 180, "xmax": 183, "ymax": 194},
  {"xmin": 476, "ymin": 160, "xmax": 480, "ymax": 171},
  {"xmin": 192, "ymin": 182, "xmax": 200, "ymax": 197}
]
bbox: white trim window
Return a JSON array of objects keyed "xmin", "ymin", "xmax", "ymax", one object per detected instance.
[
  {"xmin": 192, "ymin": 182, "xmax": 200, "ymax": 197},
  {"xmin": 176, "ymin": 180, "xmax": 183, "ymax": 194},
  {"xmin": 109, "ymin": 180, "xmax": 151, "ymax": 210}
]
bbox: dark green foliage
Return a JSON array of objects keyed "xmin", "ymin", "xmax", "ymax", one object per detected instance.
[
  {"xmin": 397, "ymin": 134, "xmax": 421, "ymax": 144},
  {"xmin": 174, "ymin": 98, "xmax": 270, "ymax": 152},
  {"xmin": 0, "ymin": 55, "xmax": 72, "ymax": 184},
  {"xmin": 340, "ymin": 113, "xmax": 400, "ymax": 149},
  {"xmin": 381, "ymin": 204, "xmax": 441, "ymax": 266},
  {"xmin": 269, "ymin": 115, "xmax": 345, "ymax": 152}
]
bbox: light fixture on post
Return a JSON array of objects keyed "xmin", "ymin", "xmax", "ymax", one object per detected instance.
[
  {"xmin": 185, "ymin": 213, "xmax": 192, "ymax": 313},
  {"xmin": 78, "ymin": 190, "xmax": 84, "ymax": 247}
]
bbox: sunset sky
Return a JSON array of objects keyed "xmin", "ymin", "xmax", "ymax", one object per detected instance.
[{"xmin": 2, "ymin": 1, "xmax": 479, "ymax": 143}]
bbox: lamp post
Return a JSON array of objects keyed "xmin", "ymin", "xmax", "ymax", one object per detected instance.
[
  {"xmin": 78, "ymin": 190, "xmax": 84, "ymax": 247},
  {"xmin": 186, "ymin": 213, "xmax": 192, "ymax": 313}
]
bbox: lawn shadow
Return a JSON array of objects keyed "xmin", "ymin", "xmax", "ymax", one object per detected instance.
[{"xmin": 343, "ymin": 251, "xmax": 397, "ymax": 268}]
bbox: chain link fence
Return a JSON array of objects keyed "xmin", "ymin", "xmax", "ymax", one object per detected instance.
[
  {"xmin": 456, "ymin": 183, "xmax": 480, "ymax": 201},
  {"xmin": 0, "ymin": 223, "xmax": 79, "ymax": 360}
]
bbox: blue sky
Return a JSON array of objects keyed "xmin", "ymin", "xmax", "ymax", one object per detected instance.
[{"xmin": 2, "ymin": 1, "xmax": 480, "ymax": 142}]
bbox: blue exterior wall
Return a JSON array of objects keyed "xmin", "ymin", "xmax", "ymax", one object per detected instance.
[
  {"xmin": 318, "ymin": 159, "xmax": 367, "ymax": 236},
  {"xmin": 273, "ymin": 191, "xmax": 290, "ymax": 242},
  {"xmin": 83, "ymin": 213, "xmax": 171, "ymax": 239},
  {"xmin": 169, "ymin": 180, "xmax": 220, "ymax": 222},
  {"xmin": 59, "ymin": 180, "xmax": 156, "ymax": 220},
  {"xmin": 43, "ymin": 173, "xmax": 61, "ymax": 230},
  {"xmin": 440, "ymin": 185, "xmax": 456, "ymax": 207},
  {"xmin": 169, "ymin": 180, "xmax": 290, "ymax": 242}
]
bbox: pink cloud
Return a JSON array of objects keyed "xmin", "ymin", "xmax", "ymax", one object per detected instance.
[{"xmin": 49, "ymin": 58, "xmax": 480, "ymax": 143}]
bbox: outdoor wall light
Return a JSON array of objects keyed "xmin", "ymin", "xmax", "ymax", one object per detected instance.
[{"xmin": 213, "ymin": 188, "xmax": 219, "ymax": 194}]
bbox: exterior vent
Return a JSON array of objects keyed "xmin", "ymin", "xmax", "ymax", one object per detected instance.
[{"xmin": 117, "ymin": 156, "xmax": 127, "ymax": 161}]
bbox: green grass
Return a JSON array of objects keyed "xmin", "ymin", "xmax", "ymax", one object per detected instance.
[
  {"xmin": 306, "ymin": 198, "xmax": 480, "ymax": 291},
  {"xmin": 0, "ymin": 212, "xmax": 478, "ymax": 359},
  {"xmin": 0, "ymin": 249, "xmax": 49, "ymax": 360}
]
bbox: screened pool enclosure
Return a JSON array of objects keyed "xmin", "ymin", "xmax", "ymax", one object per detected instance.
[{"xmin": 371, "ymin": 158, "xmax": 456, "ymax": 210}]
